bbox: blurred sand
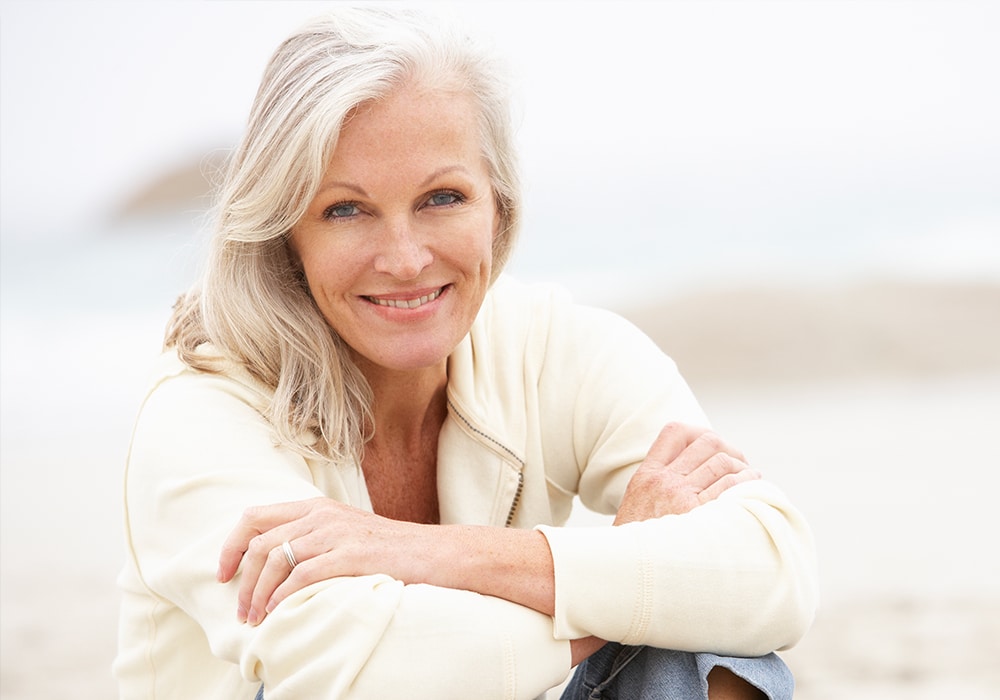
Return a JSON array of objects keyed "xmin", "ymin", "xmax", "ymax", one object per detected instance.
[
  {"xmin": 624, "ymin": 280, "xmax": 1000, "ymax": 699},
  {"xmin": 1, "ymin": 278, "xmax": 998, "ymax": 699}
]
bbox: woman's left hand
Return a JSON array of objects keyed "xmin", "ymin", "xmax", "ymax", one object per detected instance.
[{"xmin": 217, "ymin": 497, "xmax": 426, "ymax": 626}]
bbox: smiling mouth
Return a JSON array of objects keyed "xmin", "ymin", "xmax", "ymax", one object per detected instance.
[{"xmin": 365, "ymin": 286, "xmax": 445, "ymax": 309}]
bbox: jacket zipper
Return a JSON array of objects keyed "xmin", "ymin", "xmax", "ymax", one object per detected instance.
[
  {"xmin": 447, "ymin": 399, "xmax": 525, "ymax": 528},
  {"xmin": 504, "ymin": 471, "xmax": 524, "ymax": 527}
]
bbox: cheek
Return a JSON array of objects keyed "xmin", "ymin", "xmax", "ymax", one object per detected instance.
[
  {"xmin": 293, "ymin": 236, "xmax": 360, "ymax": 292},
  {"xmin": 303, "ymin": 260, "xmax": 352, "ymax": 305}
]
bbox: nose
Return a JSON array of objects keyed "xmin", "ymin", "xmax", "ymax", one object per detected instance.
[{"xmin": 373, "ymin": 218, "xmax": 433, "ymax": 280}]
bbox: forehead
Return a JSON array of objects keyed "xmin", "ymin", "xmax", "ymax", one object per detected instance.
[{"xmin": 333, "ymin": 83, "xmax": 483, "ymax": 162}]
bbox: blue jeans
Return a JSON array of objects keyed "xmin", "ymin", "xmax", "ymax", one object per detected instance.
[
  {"xmin": 254, "ymin": 645, "xmax": 793, "ymax": 699},
  {"xmin": 560, "ymin": 644, "xmax": 793, "ymax": 700}
]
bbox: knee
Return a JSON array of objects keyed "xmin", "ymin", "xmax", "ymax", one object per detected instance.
[{"xmin": 707, "ymin": 666, "xmax": 766, "ymax": 700}]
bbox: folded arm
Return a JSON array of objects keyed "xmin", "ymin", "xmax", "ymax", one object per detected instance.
[
  {"xmin": 124, "ymin": 369, "xmax": 571, "ymax": 699},
  {"xmin": 218, "ymin": 423, "xmax": 784, "ymax": 662}
]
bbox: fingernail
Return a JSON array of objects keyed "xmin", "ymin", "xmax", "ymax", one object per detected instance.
[
  {"xmin": 247, "ymin": 610, "xmax": 259, "ymax": 626},
  {"xmin": 237, "ymin": 605, "xmax": 248, "ymax": 624}
]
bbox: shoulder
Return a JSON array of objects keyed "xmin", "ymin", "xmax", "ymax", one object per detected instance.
[
  {"xmin": 127, "ymin": 346, "xmax": 304, "ymax": 488},
  {"xmin": 474, "ymin": 275, "xmax": 640, "ymax": 345},
  {"xmin": 472, "ymin": 275, "xmax": 569, "ymax": 338},
  {"xmin": 474, "ymin": 275, "xmax": 666, "ymax": 368},
  {"xmin": 451, "ymin": 275, "xmax": 682, "ymax": 409},
  {"xmin": 137, "ymin": 345, "xmax": 275, "ymax": 424}
]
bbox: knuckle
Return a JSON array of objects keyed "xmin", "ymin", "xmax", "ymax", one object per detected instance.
[
  {"xmin": 242, "ymin": 504, "xmax": 266, "ymax": 522},
  {"xmin": 308, "ymin": 498, "xmax": 337, "ymax": 520},
  {"xmin": 701, "ymin": 453, "xmax": 727, "ymax": 479},
  {"xmin": 657, "ymin": 421, "xmax": 689, "ymax": 446},
  {"xmin": 711, "ymin": 452, "xmax": 744, "ymax": 474},
  {"xmin": 715, "ymin": 452, "xmax": 737, "ymax": 471},
  {"xmin": 699, "ymin": 473, "xmax": 739, "ymax": 502},
  {"xmin": 715, "ymin": 468, "xmax": 758, "ymax": 493},
  {"xmin": 246, "ymin": 535, "xmax": 271, "ymax": 558},
  {"xmin": 717, "ymin": 472, "xmax": 740, "ymax": 489},
  {"xmin": 705, "ymin": 460, "xmax": 726, "ymax": 483},
  {"xmin": 696, "ymin": 431, "xmax": 725, "ymax": 453},
  {"xmin": 266, "ymin": 544, "xmax": 287, "ymax": 564},
  {"xmin": 660, "ymin": 421, "xmax": 684, "ymax": 437}
]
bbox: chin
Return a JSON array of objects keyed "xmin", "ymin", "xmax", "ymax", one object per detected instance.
[{"xmin": 365, "ymin": 339, "xmax": 455, "ymax": 373}]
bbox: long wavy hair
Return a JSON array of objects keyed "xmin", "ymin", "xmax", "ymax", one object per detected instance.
[{"xmin": 166, "ymin": 7, "xmax": 521, "ymax": 462}]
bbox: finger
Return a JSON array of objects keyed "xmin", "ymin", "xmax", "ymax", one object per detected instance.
[
  {"xmin": 218, "ymin": 518, "xmax": 261, "ymax": 583},
  {"xmin": 236, "ymin": 524, "xmax": 303, "ymax": 622},
  {"xmin": 687, "ymin": 450, "xmax": 748, "ymax": 487},
  {"xmin": 246, "ymin": 541, "xmax": 299, "ymax": 626},
  {"xmin": 218, "ymin": 500, "xmax": 317, "ymax": 582},
  {"xmin": 698, "ymin": 468, "xmax": 762, "ymax": 505},
  {"xmin": 668, "ymin": 431, "xmax": 747, "ymax": 477},
  {"xmin": 265, "ymin": 557, "xmax": 326, "ymax": 615},
  {"xmin": 263, "ymin": 513, "xmax": 396, "ymax": 615},
  {"xmin": 642, "ymin": 422, "xmax": 711, "ymax": 469}
]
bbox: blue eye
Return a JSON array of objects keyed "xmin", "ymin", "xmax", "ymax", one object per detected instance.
[
  {"xmin": 428, "ymin": 191, "xmax": 463, "ymax": 207},
  {"xmin": 324, "ymin": 202, "xmax": 360, "ymax": 219}
]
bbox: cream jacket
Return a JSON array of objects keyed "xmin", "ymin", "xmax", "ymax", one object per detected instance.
[{"xmin": 115, "ymin": 278, "xmax": 818, "ymax": 700}]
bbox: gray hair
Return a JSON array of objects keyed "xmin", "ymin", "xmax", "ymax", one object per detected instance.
[{"xmin": 167, "ymin": 6, "xmax": 521, "ymax": 462}]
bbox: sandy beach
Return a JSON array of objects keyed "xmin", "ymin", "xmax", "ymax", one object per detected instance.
[{"xmin": 1, "ymin": 278, "xmax": 998, "ymax": 699}]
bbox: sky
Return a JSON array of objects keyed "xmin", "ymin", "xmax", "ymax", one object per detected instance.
[{"xmin": 1, "ymin": 0, "xmax": 999, "ymax": 294}]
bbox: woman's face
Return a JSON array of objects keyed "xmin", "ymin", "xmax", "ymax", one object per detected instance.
[{"xmin": 290, "ymin": 83, "xmax": 497, "ymax": 375}]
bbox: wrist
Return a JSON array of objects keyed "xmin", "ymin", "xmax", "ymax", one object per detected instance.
[
  {"xmin": 570, "ymin": 636, "xmax": 607, "ymax": 666},
  {"xmin": 408, "ymin": 524, "xmax": 556, "ymax": 616}
]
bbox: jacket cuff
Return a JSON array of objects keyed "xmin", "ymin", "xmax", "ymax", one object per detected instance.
[{"xmin": 536, "ymin": 522, "xmax": 651, "ymax": 644}]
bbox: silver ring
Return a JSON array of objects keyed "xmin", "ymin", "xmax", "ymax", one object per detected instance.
[{"xmin": 281, "ymin": 540, "xmax": 298, "ymax": 569}]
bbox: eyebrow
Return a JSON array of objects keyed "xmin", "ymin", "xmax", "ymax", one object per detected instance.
[
  {"xmin": 316, "ymin": 165, "xmax": 474, "ymax": 197},
  {"xmin": 420, "ymin": 165, "xmax": 472, "ymax": 187}
]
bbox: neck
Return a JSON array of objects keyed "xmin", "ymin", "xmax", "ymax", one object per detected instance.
[
  {"xmin": 357, "ymin": 358, "xmax": 449, "ymax": 450},
  {"xmin": 350, "ymin": 358, "xmax": 447, "ymax": 524}
]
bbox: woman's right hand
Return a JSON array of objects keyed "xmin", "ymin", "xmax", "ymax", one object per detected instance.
[{"xmin": 613, "ymin": 422, "xmax": 760, "ymax": 525}]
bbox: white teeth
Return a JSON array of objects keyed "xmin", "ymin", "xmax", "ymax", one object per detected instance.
[{"xmin": 369, "ymin": 288, "xmax": 442, "ymax": 309}]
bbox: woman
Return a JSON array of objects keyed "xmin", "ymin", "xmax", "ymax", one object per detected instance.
[{"xmin": 115, "ymin": 7, "xmax": 817, "ymax": 699}]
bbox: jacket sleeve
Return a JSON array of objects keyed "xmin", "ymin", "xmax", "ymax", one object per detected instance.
[
  {"xmin": 123, "ymin": 363, "xmax": 570, "ymax": 700},
  {"xmin": 534, "ymin": 301, "xmax": 819, "ymax": 656}
]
